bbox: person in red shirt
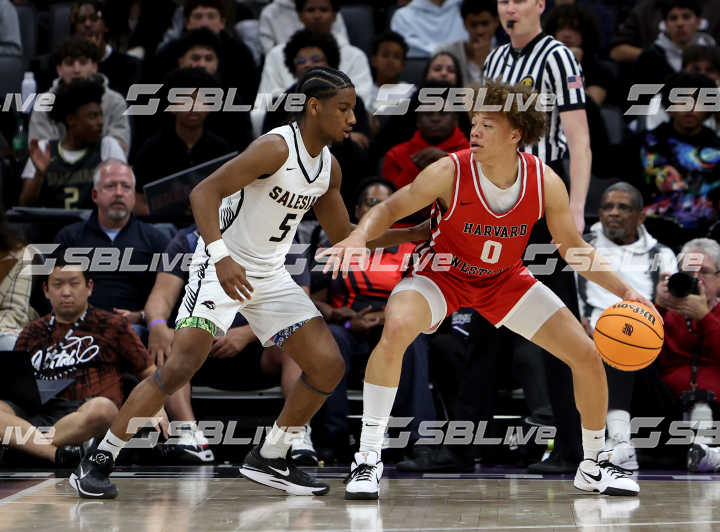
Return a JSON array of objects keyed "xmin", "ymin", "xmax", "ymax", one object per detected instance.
[
  {"xmin": 655, "ymin": 238, "xmax": 720, "ymax": 471},
  {"xmin": 382, "ymin": 103, "xmax": 470, "ymax": 190},
  {"xmin": 312, "ymin": 178, "xmax": 435, "ymax": 461},
  {"xmin": 322, "ymin": 79, "xmax": 655, "ymax": 499}
]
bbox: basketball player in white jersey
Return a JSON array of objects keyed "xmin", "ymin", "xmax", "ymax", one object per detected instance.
[{"xmin": 69, "ymin": 66, "xmax": 429, "ymax": 499}]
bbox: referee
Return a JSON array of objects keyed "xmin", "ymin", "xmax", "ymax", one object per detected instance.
[{"xmin": 484, "ymin": 0, "xmax": 592, "ymax": 473}]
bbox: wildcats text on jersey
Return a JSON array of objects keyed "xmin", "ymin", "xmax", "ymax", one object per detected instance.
[
  {"xmin": 268, "ymin": 185, "xmax": 321, "ymax": 211},
  {"xmin": 448, "ymin": 255, "xmax": 513, "ymax": 277},
  {"xmin": 462, "ymin": 223, "xmax": 528, "ymax": 238}
]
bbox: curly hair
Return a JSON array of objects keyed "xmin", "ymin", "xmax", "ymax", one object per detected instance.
[
  {"xmin": 542, "ymin": 4, "xmax": 602, "ymax": 54},
  {"xmin": 283, "ymin": 29, "xmax": 340, "ymax": 74},
  {"xmin": 54, "ymin": 35, "xmax": 102, "ymax": 64},
  {"xmin": 49, "ymin": 78, "xmax": 104, "ymax": 126},
  {"xmin": 470, "ymin": 80, "xmax": 548, "ymax": 147}
]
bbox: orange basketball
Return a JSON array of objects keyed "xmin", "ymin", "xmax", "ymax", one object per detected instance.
[{"xmin": 593, "ymin": 301, "xmax": 664, "ymax": 371}]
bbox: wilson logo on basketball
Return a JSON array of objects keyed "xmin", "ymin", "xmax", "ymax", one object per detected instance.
[
  {"xmin": 612, "ymin": 303, "xmax": 657, "ymax": 325},
  {"xmin": 622, "ymin": 323, "xmax": 634, "ymax": 336}
]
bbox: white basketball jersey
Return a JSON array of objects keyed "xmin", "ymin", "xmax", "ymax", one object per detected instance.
[{"xmin": 202, "ymin": 122, "xmax": 332, "ymax": 277}]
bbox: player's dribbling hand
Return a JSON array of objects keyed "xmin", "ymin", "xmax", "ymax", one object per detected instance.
[
  {"xmin": 316, "ymin": 230, "xmax": 369, "ymax": 280},
  {"xmin": 216, "ymin": 256, "xmax": 254, "ymax": 301},
  {"xmin": 621, "ymin": 287, "xmax": 663, "ymax": 323}
]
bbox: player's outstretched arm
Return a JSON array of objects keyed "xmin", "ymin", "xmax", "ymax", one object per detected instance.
[
  {"xmin": 317, "ymin": 156, "xmax": 454, "ymax": 279},
  {"xmin": 313, "ymin": 156, "xmax": 432, "ymax": 248},
  {"xmin": 189, "ymin": 134, "xmax": 288, "ymax": 301},
  {"xmin": 543, "ymin": 166, "xmax": 659, "ymax": 315}
]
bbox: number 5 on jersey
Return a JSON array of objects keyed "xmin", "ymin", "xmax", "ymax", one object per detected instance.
[{"xmin": 269, "ymin": 213, "xmax": 298, "ymax": 242}]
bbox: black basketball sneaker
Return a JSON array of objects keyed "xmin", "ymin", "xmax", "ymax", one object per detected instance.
[
  {"xmin": 239, "ymin": 445, "xmax": 329, "ymax": 496},
  {"xmin": 69, "ymin": 449, "xmax": 118, "ymax": 499}
]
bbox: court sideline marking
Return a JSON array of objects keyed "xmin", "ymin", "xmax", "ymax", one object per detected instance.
[{"xmin": 0, "ymin": 478, "xmax": 62, "ymax": 507}]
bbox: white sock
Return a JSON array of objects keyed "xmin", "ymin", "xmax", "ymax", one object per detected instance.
[
  {"xmin": 582, "ymin": 426, "xmax": 606, "ymax": 460},
  {"xmin": 260, "ymin": 422, "xmax": 298, "ymax": 459},
  {"xmin": 97, "ymin": 430, "xmax": 127, "ymax": 460},
  {"xmin": 359, "ymin": 381, "xmax": 398, "ymax": 455},
  {"xmin": 691, "ymin": 402, "xmax": 714, "ymax": 445},
  {"xmin": 606, "ymin": 409, "xmax": 631, "ymax": 443}
]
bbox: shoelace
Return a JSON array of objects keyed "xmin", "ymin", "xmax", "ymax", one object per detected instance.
[
  {"xmin": 344, "ymin": 463, "xmax": 376, "ymax": 484},
  {"xmin": 598, "ymin": 460, "xmax": 632, "ymax": 478}
]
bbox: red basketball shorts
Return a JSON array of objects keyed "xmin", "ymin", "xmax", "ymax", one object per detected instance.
[{"xmin": 391, "ymin": 262, "xmax": 565, "ymax": 340}]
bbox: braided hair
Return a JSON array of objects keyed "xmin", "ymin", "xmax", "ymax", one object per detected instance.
[{"xmin": 296, "ymin": 66, "xmax": 354, "ymax": 112}]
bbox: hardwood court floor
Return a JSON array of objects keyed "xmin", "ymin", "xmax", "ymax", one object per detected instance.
[{"xmin": 1, "ymin": 466, "xmax": 720, "ymax": 531}]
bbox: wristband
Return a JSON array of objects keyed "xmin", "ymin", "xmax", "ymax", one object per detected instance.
[
  {"xmin": 207, "ymin": 239, "xmax": 229, "ymax": 264},
  {"xmin": 148, "ymin": 319, "xmax": 166, "ymax": 330},
  {"xmin": 344, "ymin": 319, "xmax": 352, "ymax": 329}
]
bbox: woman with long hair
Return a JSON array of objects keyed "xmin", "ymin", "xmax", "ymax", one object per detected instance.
[{"xmin": 0, "ymin": 208, "xmax": 36, "ymax": 350}]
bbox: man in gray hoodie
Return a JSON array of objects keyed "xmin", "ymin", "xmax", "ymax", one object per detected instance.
[
  {"xmin": 0, "ymin": 0, "xmax": 21, "ymax": 57},
  {"xmin": 634, "ymin": 0, "xmax": 715, "ymax": 90},
  {"xmin": 29, "ymin": 36, "xmax": 130, "ymax": 154},
  {"xmin": 258, "ymin": 0, "xmax": 349, "ymax": 56},
  {"xmin": 576, "ymin": 182, "xmax": 677, "ymax": 472}
]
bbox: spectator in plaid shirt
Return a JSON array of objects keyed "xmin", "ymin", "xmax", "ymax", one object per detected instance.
[{"xmin": 0, "ymin": 255, "xmax": 195, "ymax": 465}]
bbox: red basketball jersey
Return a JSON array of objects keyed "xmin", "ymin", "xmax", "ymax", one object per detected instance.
[{"xmin": 416, "ymin": 149, "xmax": 545, "ymax": 280}]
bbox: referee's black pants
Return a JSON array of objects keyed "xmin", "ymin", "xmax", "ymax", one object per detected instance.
[{"xmin": 524, "ymin": 159, "xmax": 582, "ymax": 463}]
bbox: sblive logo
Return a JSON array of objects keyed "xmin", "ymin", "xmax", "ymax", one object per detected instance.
[{"xmin": 622, "ymin": 323, "xmax": 634, "ymax": 336}]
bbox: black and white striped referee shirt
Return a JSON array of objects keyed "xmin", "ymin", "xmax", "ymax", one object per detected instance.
[{"xmin": 483, "ymin": 33, "xmax": 585, "ymax": 163}]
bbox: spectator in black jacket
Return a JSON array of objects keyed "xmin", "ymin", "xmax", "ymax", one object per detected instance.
[
  {"xmin": 71, "ymin": 1, "xmax": 142, "ymax": 97},
  {"xmin": 634, "ymin": 0, "xmax": 716, "ymax": 91},
  {"xmin": 132, "ymin": 67, "xmax": 233, "ymax": 213}
]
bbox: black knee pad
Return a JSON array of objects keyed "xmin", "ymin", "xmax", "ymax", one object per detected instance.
[{"xmin": 299, "ymin": 372, "xmax": 333, "ymax": 397}]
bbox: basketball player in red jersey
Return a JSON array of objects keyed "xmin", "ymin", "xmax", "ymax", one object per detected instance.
[{"xmin": 322, "ymin": 80, "xmax": 657, "ymax": 499}]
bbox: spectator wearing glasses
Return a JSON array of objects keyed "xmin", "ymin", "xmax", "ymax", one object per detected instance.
[
  {"xmin": 576, "ymin": 182, "xmax": 678, "ymax": 471},
  {"xmin": 656, "ymin": 238, "xmax": 720, "ymax": 471},
  {"xmin": 310, "ymin": 178, "xmax": 436, "ymax": 462},
  {"xmin": 258, "ymin": 0, "xmax": 372, "ymax": 107}
]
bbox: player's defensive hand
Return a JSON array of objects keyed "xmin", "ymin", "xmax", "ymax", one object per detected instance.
[
  {"xmin": 216, "ymin": 256, "xmax": 253, "ymax": 301},
  {"xmin": 316, "ymin": 230, "xmax": 369, "ymax": 280}
]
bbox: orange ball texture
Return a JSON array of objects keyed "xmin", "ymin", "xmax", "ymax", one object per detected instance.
[{"xmin": 593, "ymin": 301, "xmax": 664, "ymax": 371}]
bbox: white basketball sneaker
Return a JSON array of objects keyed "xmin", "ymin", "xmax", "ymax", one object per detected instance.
[
  {"xmin": 345, "ymin": 451, "xmax": 383, "ymax": 500},
  {"xmin": 289, "ymin": 425, "xmax": 319, "ymax": 466},
  {"xmin": 606, "ymin": 441, "xmax": 639, "ymax": 471},
  {"xmin": 173, "ymin": 424, "xmax": 214, "ymax": 463},
  {"xmin": 574, "ymin": 451, "xmax": 639, "ymax": 496}
]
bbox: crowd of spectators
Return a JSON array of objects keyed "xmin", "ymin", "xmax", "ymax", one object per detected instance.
[{"xmin": 0, "ymin": 0, "xmax": 719, "ymax": 472}]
